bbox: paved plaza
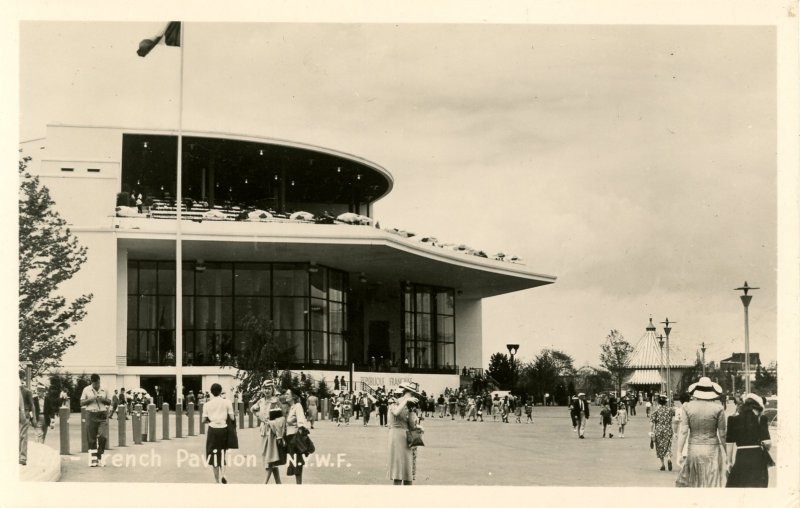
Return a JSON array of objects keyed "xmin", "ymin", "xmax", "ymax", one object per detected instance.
[{"xmin": 33, "ymin": 405, "xmax": 777, "ymax": 486}]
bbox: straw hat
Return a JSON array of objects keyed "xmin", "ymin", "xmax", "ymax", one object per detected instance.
[
  {"xmin": 687, "ymin": 377, "xmax": 723, "ymax": 400},
  {"xmin": 398, "ymin": 381, "xmax": 423, "ymax": 399}
]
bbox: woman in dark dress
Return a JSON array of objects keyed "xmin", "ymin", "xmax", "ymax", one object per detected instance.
[{"xmin": 725, "ymin": 393, "xmax": 772, "ymax": 488}]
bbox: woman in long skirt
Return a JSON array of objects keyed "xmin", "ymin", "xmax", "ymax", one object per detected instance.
[
  {"xmin": 388, "ymin": 384, "xmax": 422, "ymax": 485},
  {"xmin": 250, "ymin": 379, "xmax": 285, "ymax": 484},
  {"xmin": 284, "ymin": 388, "xmax": 309, "ymax": 484},
  {"xmin": 725, "ymin": 393, "xmax": 772, "ymax": 488},
  {"xmin": 675, "ymin": 377, "xmax": 728, "ymax": 487}
]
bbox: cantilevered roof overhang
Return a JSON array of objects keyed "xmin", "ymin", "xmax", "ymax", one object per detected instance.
[{"xmin": 114, "ymin": 220, "xmax": 556, "ymax": 299}]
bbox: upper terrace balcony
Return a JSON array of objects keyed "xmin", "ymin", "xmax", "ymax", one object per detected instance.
[{"xmin": 120, "ymin": 132, "xmax": 392, "ymax": 219}]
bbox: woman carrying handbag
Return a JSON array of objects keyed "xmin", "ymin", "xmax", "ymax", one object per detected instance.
[
  {"xmin": 388, "ymin": 382, "xmax": 424, "ymax": 485},
  {"xmin": 250, "ymin": 379, "xmax": 286, "ymax": 484},
  {"xmin": 284, "ymin": 387, "xmax": 310, "ymax": 484}
]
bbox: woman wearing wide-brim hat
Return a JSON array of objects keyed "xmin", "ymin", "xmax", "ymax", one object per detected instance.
[
  {"xmin": 725, "ymin": 393, "xmax": 772, "ymax": 487},
  {"xmin": 387, "ymin": 382, "xmax": 423, "ymax": 485},
  {"xmin": 675, "ymin": 377, "xmax": 728, "ymax": 487},
  {"xmin": 250, "ymin": 379, "xmax": 285, "ymax": 484}
]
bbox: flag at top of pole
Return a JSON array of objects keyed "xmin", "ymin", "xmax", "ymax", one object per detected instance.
[{"xmin": 137, "ymin": 22, "xmax": 181, "ymax": 57}]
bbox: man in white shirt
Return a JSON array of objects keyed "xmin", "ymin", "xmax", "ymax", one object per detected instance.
[{"xmin": 80, "ymin": 374, "xmax": 111, "ymax": 466}]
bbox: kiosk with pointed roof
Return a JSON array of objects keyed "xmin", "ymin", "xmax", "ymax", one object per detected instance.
[{"xmin": 622, "ymin": 318, "xmax": 695, "ymax": 397}]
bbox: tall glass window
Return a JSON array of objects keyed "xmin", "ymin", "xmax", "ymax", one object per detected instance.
[
  {"xmin": 402, "ymin": 284, "xmax": 456, "ymax": 371},
  {"xmin": 127, "ymin": 261, "xmax": 347, "ymax": 367}
]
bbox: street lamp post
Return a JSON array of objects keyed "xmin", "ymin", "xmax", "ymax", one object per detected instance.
[
  {"xmin": 735, "ymin": 281, "xmax": 759, "ymax": 394},
  {"xmin": 700, "ymin": 342, "xmax": 707, "ymax": 377},
  {"xmin": 661, "ymin": 319, "xmax": 675, "ymax": 400},
  {"xmin": 506, "ymin": 344, "xmax": 519, "ymax": 390},
  {"xmin": 657, "ymin": 334, "xmax": 666, "ymax": 394}
]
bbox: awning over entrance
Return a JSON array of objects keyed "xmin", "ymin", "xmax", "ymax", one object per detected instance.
[
  {"xmin": 116, "ymin": 221, "xmax": 556, "ymax": 299},
  {"xmin": 626, "ymin": 370, "xmax": 664, "ymax": 386}
]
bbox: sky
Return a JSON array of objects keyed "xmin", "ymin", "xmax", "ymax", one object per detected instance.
[{"xmin": 18, "ymin": 22, "xmax": 778, "ymax": 369}]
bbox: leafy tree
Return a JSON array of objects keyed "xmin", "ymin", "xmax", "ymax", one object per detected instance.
[
  {"xmin": 72, "ymin": 373, "xmax": 91, "ymax": 412},
  {"xmin": 575, "ymin": 365, "xmax": 613, "ymax": 396},
  {"xmin": 599, "ymin": 330, "xmax": 633, "ymax": 395},
  {"xmin": 316, "ymin": 378, "xmax": 333, "ymax": 399},
  {"xmin": 19, "ymin": 158, "xmax": 93, "ymax": 377},
  {"xmin": 516, "ymin": 349, "xmax": 576, "ymax": 404},
  {"xmin": 753, "ymin": 363, "xmax": 777, "ymax": 395},
  {"xmin": 47, "ymin": 372, "xmax": 75, "ymax": 413},
  {"xmin": 487, "ymin": 352, "xmax": 515, "ymax": 389},
  {"xmin": 222, "ymin": 314, "xmax": 293, "ymax": 401}
]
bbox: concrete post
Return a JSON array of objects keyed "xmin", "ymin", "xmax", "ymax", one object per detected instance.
[
  {"xmin": 238, "ymin": 402, "xmax": 245, "ymax": 429},
  {"xmin": 199, "ymin": 403, "xmax": 205, "ymax": 435},
  {"xmin": 59, "ymin": 407, "xmax": 70, "ymax": 455},
  {"xmin": 148, "ymin": 404, "xmax": 157, "ymax": 442},
  {"xmin": 117, "ymin": 405, "xmax": 127, "ymax": 447},
  {"xmin": 248, "ymin": 403, "xmax": 254, "ymax": 428},
  {"xmin": 162, "ymin": 403, "xmax": 170, "ymax": 439},
  {"xmin": 187, "ymin": 402, "xmax": 195, "ymax": 436},
  {"xmin": 321, "ymin": 398, "xmax": 328, "ymax": 420},
  {"xmin": 132, "ymin": 410, "xmax": 142, "ymax": 445},
  {"xmin": 80, "ymin": 407, "xmax": 88, "ymax": 453},
  {"xmin": 175, "ymin": 404, "xmax": 183, "ymax": 438}
]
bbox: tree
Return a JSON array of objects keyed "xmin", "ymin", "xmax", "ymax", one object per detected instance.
[
  {"xmin": 753, "ymin": 363, "xmax": 777, "ymax": 395},
  {"xmin": 19, "ymin": 158, "xmax": 93, "ymax": 377},
  {"xmin": 599, "ymin": 329, "xmax": 633, "ymax": 395},
  {"xmin": 222, "ymin": 314, "xmax": 293, "ymax": 401},
  {"xmin": 516, "ymin": 349, "xmax": 576, "ymax": 404},
  {"xmin": 575, "ymin": 365, "xmax": 613, "ymax": 396},
  {"xmin": 487, "ymin": 352, "xmax": 515, "ymax": 389}
]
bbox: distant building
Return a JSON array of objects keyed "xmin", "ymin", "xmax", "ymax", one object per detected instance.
[{"xmin": 720, "ymin": 353, "xmax": 762, "ymax": 381}]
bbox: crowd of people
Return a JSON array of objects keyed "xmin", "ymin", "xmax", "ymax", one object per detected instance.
[{"xmin": 20, "ymin": 368, "xmax": 774, "ymax": 488}]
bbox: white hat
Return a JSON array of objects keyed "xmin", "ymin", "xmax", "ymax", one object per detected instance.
[
  {"xmin": 398, "ymin": 381, "xmax": 423, "ymax": 399},
  {"xmin": 743, "ymin": 393, "xmax": 765, "ymax": 409},
  {"xmin": 578, "ymin": 392, "xmax": 586, "ymax": 397},
  {"xmin": 687, "ymin": 377, "xmax": 723, "ymax": 400}
]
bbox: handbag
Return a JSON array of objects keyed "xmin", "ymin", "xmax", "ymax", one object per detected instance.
[
  {"xmin": 275, "ymin": 437, "xmax": 288, "ymax": 465},
  {"xmin": 761, "ymin": 444, "xmax": 775, "ymax": 467},
  {"xmin": 407, "ymin": 428, "xmax": 425, "ymax": 448},
  {"xmin": 226, "ymin": 415, "xmax": 239, "ymax": 449}
]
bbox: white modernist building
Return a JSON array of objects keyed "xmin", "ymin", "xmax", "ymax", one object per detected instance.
[{"xmin": 21, "ymin": 124, "xmax": 556, "ymax": 400}]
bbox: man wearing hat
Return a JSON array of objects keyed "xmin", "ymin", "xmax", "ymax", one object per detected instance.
[
  {"xmin": 32, "ymin": 384, "xmax": 56, "ymax": 444},
  {"xmin": 569, "ymin": 395, "xmax": 580, "ymax": 431},
  {"xmin": 570, "ymin": 393, "xmax": 590, "ymax": 438}
]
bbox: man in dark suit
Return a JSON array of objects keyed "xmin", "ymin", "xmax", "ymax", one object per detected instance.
[
  {"xmin": 571, "ymin": 393, "xmax": 590, "ymax": 439},
  {"xmin": 19, "ymin": 371, "xmax": 35, "ymax": 465},
  {"xmin": 33, "ymin": 384, "xmax": 56, "ymax": 444}
]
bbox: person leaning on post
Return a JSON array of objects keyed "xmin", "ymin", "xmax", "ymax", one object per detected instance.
[{"xmin": 80, "ymin": 374, "xmax": 111, "ymax": 467}]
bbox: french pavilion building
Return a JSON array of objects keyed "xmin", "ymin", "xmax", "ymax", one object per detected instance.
[{"xmin": 21, "ymin": 124, "xmax": 556, "ymax": 399}]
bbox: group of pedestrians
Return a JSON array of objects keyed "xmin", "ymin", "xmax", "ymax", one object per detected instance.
[{"xmin": 644, "ymin": 377, "xmax": 773, "ymax": 488}]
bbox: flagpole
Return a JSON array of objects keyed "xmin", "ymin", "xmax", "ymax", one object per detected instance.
[{"xmin": 175, "ymin": 23, "xmax": 185, "ymax": 409}]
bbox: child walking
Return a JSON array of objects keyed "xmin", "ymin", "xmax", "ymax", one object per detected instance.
[
  {"xmin": 514, "ymin": 403, "xmax": 522, "ymax": 423},
  {"xmin": 525, "ymin": 400, "xmax": 533, "ymax": 423},
  {"xmin": 615, "ymin": 403, "xmax": 628, "ymax": 438},
  {"xmin": 600, "ymin": 402, "xmax": 613, "ymax": 438}
]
